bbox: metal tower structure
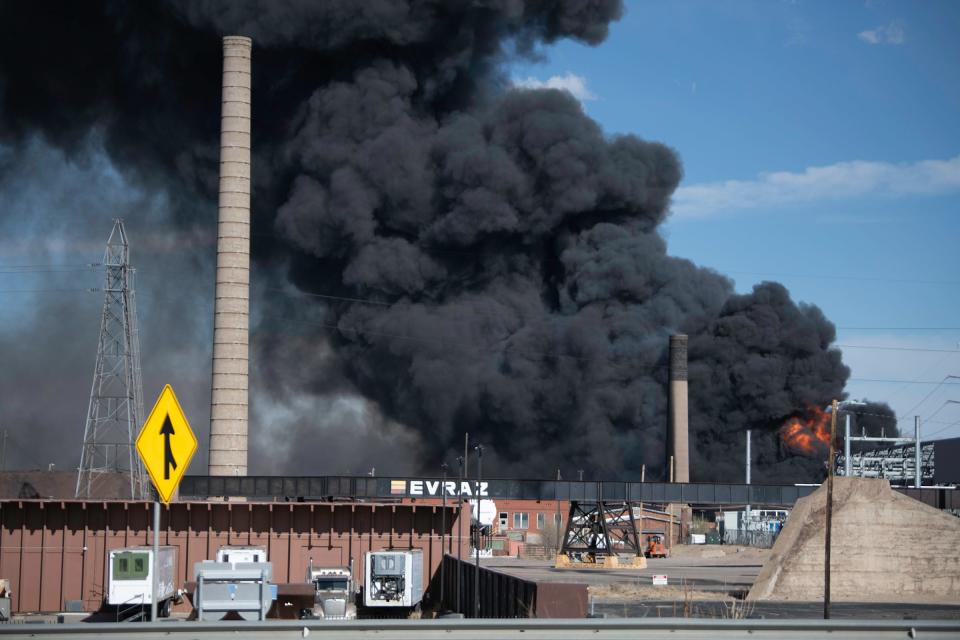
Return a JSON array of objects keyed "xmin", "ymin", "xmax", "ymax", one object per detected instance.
[
  {"xmin": 75, "ymin": 219, "xmax": 147, "ymax": 500},
  {"xmin": 560, "ymin": 501, "xmax": 643, "ymax": 562}
]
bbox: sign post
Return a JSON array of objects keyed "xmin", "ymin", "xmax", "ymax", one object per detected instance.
[
  {"xmin": 136, "ymin": 385, "xmax": 197, "ymax": 621},
  {"xmin": 152, "ymin": 500, "xmax": 160, "ymax": 622}
]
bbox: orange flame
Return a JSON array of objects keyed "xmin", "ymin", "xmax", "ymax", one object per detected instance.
[{"xmin": 780, "ymin": 406, "xmax": 831, "ymax": 456}]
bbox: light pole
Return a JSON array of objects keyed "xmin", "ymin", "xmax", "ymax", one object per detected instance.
[
  {"xmin": 835, "ymin": 399, "xmax": 866, "ymax": 477},
  {"xmin": 474, "ymin": 443, "xmax": 483, "ymax": 618}
]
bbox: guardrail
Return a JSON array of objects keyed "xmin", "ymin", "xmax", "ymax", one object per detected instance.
[{"xmin": 0, "ymin": 618, "xmax": 957, "ymax": 639}]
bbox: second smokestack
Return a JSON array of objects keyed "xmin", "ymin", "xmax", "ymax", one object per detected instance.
[
  {"xmin": 209, "ymin": 36, "xmax": 252, "ymax": 476},
  {"xmin": 669, "ymin": 334, "xmax": 689, "ymax": 483}
]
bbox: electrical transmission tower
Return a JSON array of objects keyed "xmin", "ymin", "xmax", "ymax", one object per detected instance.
[{"xmin": 76, "ymin": 219, "xmax": 148, "ymax": 500}]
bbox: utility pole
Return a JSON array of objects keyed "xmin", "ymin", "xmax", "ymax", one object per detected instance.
[
  {"xmin": 915, "ymin": 416, "xmax": 922, "ymax": 489},
  {"xmin": 440, "ymin": 462, "xmax": 448, "ymax": 610},
  {"xmin": 456, "ymin": 455, "xmax": 463, "ymax": 614},
  {"xmin": 474, "ymin": 443, "xmax": 483, "ymax": 618},
  {"xmin": 463, "ymin": 433, "xmax": 469, "ymax": 478},
  {"xmin": 151, "ymin": 498, "xmax": 160, "ymax": 622},
  {"xmin": 745, "ymin": 429, "xmax": 752, "ymax": 526},
  {"xmin": 844, "ymin": 413, "xmax": 851, "ymax": 477},
  {"xmin": 639, "ymin": 464, "xmax": 646, "ymax": 551},
  {"xmin": 668, "ymin": 455, "xmax": 674, "ymax": 550},
  {"xmin": 555, "ymin": 468, "xmax": 562, "ymax": 554},
  {"xmin": 824, "ymin": 399, "xmax": 838, "ymax": 619},
  {"xmin": 1, "ymin": 428, "xmax": 7, "ymax": 472}
]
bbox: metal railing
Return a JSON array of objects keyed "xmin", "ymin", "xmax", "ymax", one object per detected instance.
[
  {"xmin": 0, "ymin": 618, "xmax": 958, "ymax": 639},
  {"xmin": 173, "ymin": 475, "xmax": 960, "ymax": 511},
  {"xmin": 178, "ymin": 476, "xmax": 821, "ymax": 507},
  {"xmin": 722, "ymin": 530, "xmax": 780, "ymax": 548},
  {"xmin": 114, "ymin": 593, "xmax": 146, "ymax": 623}
]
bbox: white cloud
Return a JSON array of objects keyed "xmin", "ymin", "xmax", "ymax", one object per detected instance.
[
  {"xmin": 672, "ymin": 155, "xmax": 960, "ymax": 218},
  {"xmin": 858, "ymin": 21, "xmax": 905, "ymax": 45},
  {"xmin": 512, "ymin": 72, "xmax": 597, "ymax": 101}
]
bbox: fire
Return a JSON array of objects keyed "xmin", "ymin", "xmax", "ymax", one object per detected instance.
[{"xmin": 780, "ymin": 406, "xmax": 831, "ymax": 456}]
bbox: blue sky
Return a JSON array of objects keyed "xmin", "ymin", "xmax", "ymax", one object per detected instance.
[{"xmin": 513, "ymin": 0, "xmax": 960, "ymax": 439}]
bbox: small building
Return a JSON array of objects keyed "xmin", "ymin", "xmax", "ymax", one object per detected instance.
[{"xmin": 716, "ymin": 508, "xmax": 788, "ymax": 546}]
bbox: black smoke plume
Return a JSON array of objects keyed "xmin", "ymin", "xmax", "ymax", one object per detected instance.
[{"xmin": 1, "ymin": 1, "xmax": 852, "ymax": 482}]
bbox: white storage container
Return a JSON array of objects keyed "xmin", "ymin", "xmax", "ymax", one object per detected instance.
[
  {"xmin": 363, "ymin": 549, "xmax": 423, "ymax": 609},
  {"xmin": 107, "ymin": 546, "xmax": 176, "ymax": 614},
  {"xmin": 216, "ymin": 545, "xmax": 267, "ymax": 564}
]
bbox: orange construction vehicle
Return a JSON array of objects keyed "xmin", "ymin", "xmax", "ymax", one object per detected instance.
[{"xmin": 646, "ymin": 534, "xmax": 669, "ymax": 558}]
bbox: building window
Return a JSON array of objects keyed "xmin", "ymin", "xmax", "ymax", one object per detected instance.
[
  {"xmin": 555, "ymin": 513, "xmax": 562, "ymax": 525},
  {"xmin": 537, "ymin": 513, "xmax": 545, "ymax": 530},
  {"xmin": 499, "ymin": 512, "xmax": 508, "ymax": 529},
  {"xmin": 513, "ymin": 512, "xmax": 529, "ymax": 529}
]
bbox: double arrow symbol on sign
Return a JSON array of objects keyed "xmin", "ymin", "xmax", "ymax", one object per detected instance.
[{"xmin": 160, "ymin": 415, "xmax": 178, "ymax": 480}]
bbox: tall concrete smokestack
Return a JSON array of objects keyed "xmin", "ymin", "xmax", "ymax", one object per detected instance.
[
  {"xmin": 668, "ymin": 334, "xmax": 689, "ymax": 483},
  {"xmin": 209, "ymin": 36, "xmax": 251, "ymax": 476}
]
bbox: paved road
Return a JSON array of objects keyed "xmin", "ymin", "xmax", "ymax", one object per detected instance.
[
  {"xmin": 483, "ymin": 557, "xmax": 960, "ymax": 621},
  {"xmin": 482, "ymin": 555, "xmax": 763, "ymax": 592}
]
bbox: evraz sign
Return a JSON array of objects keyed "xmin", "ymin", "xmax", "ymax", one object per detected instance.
[{"xmin": 389, "ymin": 479, "xmax": 489, "ymax": 497}]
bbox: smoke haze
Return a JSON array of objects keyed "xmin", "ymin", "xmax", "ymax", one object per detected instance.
[{"xmin": 0, "ymin": 1, "xmax": 877, "ymax": 483}]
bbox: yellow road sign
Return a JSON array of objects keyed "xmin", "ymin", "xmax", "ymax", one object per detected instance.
[{"xmin": 136, "ymin": 385, "xmax": 197, "ymax": 503}]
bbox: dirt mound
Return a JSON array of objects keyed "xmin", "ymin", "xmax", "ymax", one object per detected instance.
[{"xmin": 748, "ymin": 478, "xmax": 960, "ymax": 603}]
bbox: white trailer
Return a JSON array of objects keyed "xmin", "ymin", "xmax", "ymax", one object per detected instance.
[
  {"xmin": 362, "ymin": 550, "xmax": 423, "ymax": 610},
  {"xmin": 107, "ymin": 546, "xmax": 177, "ymax": 618},
  {"xmin": 216, "ymin": 545, "xmax": 267, "ymax": 564}
]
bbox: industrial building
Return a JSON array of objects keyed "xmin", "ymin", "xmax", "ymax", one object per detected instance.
[
  {"xmin": 402, "ymin": 497, "xmax": 681, "ymax": 557},
  {"xmin": 838, "ymin": 436, "xmax": 960, "ymax": 486}
]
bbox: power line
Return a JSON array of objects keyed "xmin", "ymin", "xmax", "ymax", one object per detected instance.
[
  {"xmin": 0, "ymin": 263, "xmax": 101, "ymax": 270},
  {"xmin": 722, "ymin": 269, "xmax": 960, "ymax": 286},
  {"xmin": 848, "ymin": 377, "xmax": 960, "ymax": 385},
  {"xmin": 263, "ymin": 314, "xmax": 609, "ymax": 364},
  {"xmin": 266, "ymin": 289, "xmax": 960, "ymax": 337},
  {"xmin": 264, "ymin": 287, "xmax": 391, "ymax": 306},
  {"xmin": 838, "ymin": 327, "xmax": 960, "ymax": 331},
  {"xmin": 0, "ymin": 288, "xmax": 100, "ymax": 294},
  {"xmin": 899, "ymin": 376, "xmax": 960, "ymax": 417},
  {"xmin": 0, "ymin": 269, "xmax": 100, "ymax": 275},
  {"xmin": 836, "ymin": 344, "xmax": 960, "ymax": 353},
  {"xmin": 923, "ymin": 418, "xmax": 960, "ymax": 440},
  {"xmin": 264, "ymin": 316, "xmax": 960, "ymax": 383},
  {"xmin": 922, "ymin": 400, "xmax": 960, "ymax": 423}
]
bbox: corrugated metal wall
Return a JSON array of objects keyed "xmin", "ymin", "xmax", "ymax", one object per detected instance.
[{"xmin": 0, "ymin": 500, "xmax": 465, "ymax": 614}]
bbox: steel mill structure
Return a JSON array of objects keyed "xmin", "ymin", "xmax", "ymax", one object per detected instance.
[
  {"xmin": 75, "ymin": 219, "xmax": 147, "ymax": 501},
  {"xmin": 209, "ymin": 36, "xmax": 252, "ymax": 476}
]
